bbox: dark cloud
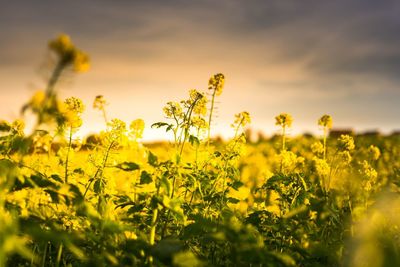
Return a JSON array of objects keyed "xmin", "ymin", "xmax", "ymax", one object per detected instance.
[{"xmin": 0, "ymin": 0, "xmax": 399, "ymax": 134}]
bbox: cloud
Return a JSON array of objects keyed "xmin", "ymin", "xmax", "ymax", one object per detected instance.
[{"xmin": 0, "ymin": 0, "xmax": 399, "ymax": 135}]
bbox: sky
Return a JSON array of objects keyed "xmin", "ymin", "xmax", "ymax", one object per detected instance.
[{"xmin": 0, "ymin": 0, "xmax": 399, "ymax": 140}]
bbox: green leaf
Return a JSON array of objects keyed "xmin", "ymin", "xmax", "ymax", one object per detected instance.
[
  {"xmin": 230, "ymin": 180, "xmax": 244, "ymax": 190},
  {"xmin": 160, "ymin": 175, "xmax": 172, "ymax": 196},
  {"xmin": 50, "ymin": 174, "xmax": 63, "ymax": 183},
  {"xmin": 45, "ymin": 189, "xmax": 60, "ymax": 203},
  {"xmin": 140, "ymin": 171, "xmax": 152, "ymax": 184},
  {"xmin": 148, "ymin": 151, "xmax": 158, "ymax": 166},
  {"xmin": 151, "ymin": 122, "xmax": 170, "ymax": 128},
  {"xmin": 116, "ymin": 162, "xmax": 140, "ymax": 171},
  {"xmin": 189, "ymin": 135, "xmax": 200, "ymax": 146},
  {"xmin": 94, "ymin": 179, "xmax": 101, "ymax": 194},
  {"xmin": 227, "ymin": 197, "xmax": 240, "ymax": 204},
  {"xmin": 73, "ymin": 168, "xmax": 85, "ymax": 175}
]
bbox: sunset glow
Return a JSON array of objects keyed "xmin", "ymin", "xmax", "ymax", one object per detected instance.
[{"xmin": 1, "ymin": 1, "xmax": 399, "ymax": 140}]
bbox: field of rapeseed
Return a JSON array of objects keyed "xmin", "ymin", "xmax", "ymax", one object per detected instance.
[{"xmin": 1, "ymin": 35, "xmax": 399, "ymax": 267}]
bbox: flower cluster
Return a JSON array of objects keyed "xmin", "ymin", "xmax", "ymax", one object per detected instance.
[
  {"xmin": 192, "ymin": 116, "xmax": 208, "ymax": 130},
  {"xmin": 311, "ymin": 141, "xmax": 324, "ymax": 156},
  {"xmin": 49, "ymin": 34, "xmax": 90, "ymax": 72},
  {"xmin": 368, "ymin": 145, "xmax": 381, "ymax": 161},
  {"xmin": 101, "ymin": 119, "xmax": 127, "ymax": 147},
  {"xmin": 275, "ymin": 113, "xmax": 293, "ymax": 128},
  {"xmin": 63, "ymin": 97, "xmax": 85, "ymax": 129},
  {"xmin": 187, "ymin": 90, "xmax": 207, "ymax": 116},
  {"xmin": 208, "ymin": 73, "xmax": 225, "ymax": 96},
  {"xmin": 359, "ymin": 160, "xmax": 378, "ymax": 192},
  {"xmin": 129, "ymin": 119, "xmax": 145, "ymax": 141},
  {"xmin": 93, "ymin": 95, "xmax": 107, "ymax": 111},
  {"xmin": 277, "ymin": 150, "xmax": 305, "ymax": 174},
  {"xmin": 163, "ymin": 102, "xmax": 183, "ymax": 119},
  {"xmin": 313, "ymin": 157, "xmax": 331, "ymax": 177},
  {"xmin": 337, "ymin": 134, "xmax": 355, "ymax": 151},
  {"xmin": 233, "ymin": 111, "xmax": 251, "ymax": 129},
  {"xmin": 11, "ymin": 120, "xmax": 25, "ymax": 136},
  {"xmin": 318, "ymin": 115, "xmax": 333, "ymax": 129}
]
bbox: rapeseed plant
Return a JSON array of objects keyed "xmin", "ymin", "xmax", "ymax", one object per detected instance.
[
  {"xmin": 62, "ymin": 97, "xmax": 85, "ymax": 183},
  {"xmin": 318, "ymin": 114, "xmax": 332, "ymax": 160},
  {"xmin": 207, "ymin": 73, "xmax": 225, "ymax": 144},
  {"xmin": 3, "ymin": 34, "xmax": 400, "ymax": 267},
  {"xmin": 93, "ymin": 95, "xmax": 108, "ymax": 124},
  {"xmin": 275, "ymin": 113, "xmax": 293, "ymax": 151}
]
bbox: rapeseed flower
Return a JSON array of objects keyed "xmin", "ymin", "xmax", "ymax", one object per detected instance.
[
  {"xmin": 338, "ymin": 134, "xmax": 355, "ymax": 151},
  {"xmin": 275, "ymin": 113, "xmax": 293, "ymax": 128},
  {"xmin": 63, "ymin": 97, "xmax": 85, "ymax": 129},
  {"xmin": 130, "ymin": 119, "xmax": 145, "ymax": 140},
  {"xmin": 318, "ymin": 114, "xmax": 333, "ymax": 129},
  {"xmin": 368, "ymin": 145, "xmax": 381, "ymax": 161},
  {"xmin": 189, "ymin": 90, "xmax": 207, "ymax": 116},
  {"xmin": 313, "ymin": 157, "xmax": 331, "ymax": 177},
  {"xmin": 233, "ymin": 111, "xmax": 251, "ymax": 128},
  {"xmin": 311, "ymin": 141, "xmax": 324, "ymax": 155},
  {"xmin": 49, "ymin": 34, "xmax": 90, "ymax": 73},
  {"xmin": 93, "ymin": 95, "xmax": 106, "ymax": 110},
  {"xmin": 208, "ymin": 73, "xmax": 225, "ymax": 96},
  {"xmin": 163, "ymin": 102, "xmax": 183, "ymax": 118}
]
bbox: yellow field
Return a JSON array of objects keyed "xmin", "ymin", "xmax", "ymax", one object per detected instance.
[{"xmin": 1, "ymin": 34, "xmax": 400, "ymax": 267}]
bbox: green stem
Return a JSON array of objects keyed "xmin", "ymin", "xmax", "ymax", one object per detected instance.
[
  {"xmin": 46, "ymin": 61, "xmax": 65, "ymax": 98},
  {"xmin": 55, "ymin": 244, "xmax": 63, "ymax": 267},
  {"xmin": 102, "ymin": 108, "xmax": 108, "ymax": 125},
  {"xmin": 207, "ymin": 90, "xmax": 217, "ymax": 147},
  {"xmin": 149, "ymin": 208, "xmax": 158, "ymax": 245},
  {"xmin": 323, "ymin": 127, "xmax": 327, "ymax": 160},
  {"xmin": 65, "ymin": 126, "xmax": 73, "ymax": 183},
  {"xmin": 282, "ymin": 126, "xmax": 286, "ymax": 151},
  {"xmin": 41, "ymin": 242, "xmax": 48, "ymax": 267}
]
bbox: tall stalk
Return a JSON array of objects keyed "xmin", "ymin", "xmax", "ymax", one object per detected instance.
[
  {"xmin": 207, "ymin": 88, "xmax": 217, "ymax": 147},
  {"xmin": 64, "ymin": 126, "xmax": 73, "ymax": 183},
  {"xmin": 282, "ymin": 125, "xmax": 286, "ymax": 151}
]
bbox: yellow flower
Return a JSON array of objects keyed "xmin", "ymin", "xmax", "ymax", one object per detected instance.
[
  {"xmin": 313, "ymin": 157, "xmax": 331, "ymax": 177},
  {"xmin": 337, "ymin": 134, "xmax": 355, "ymax": 151},
  {"xmin": 48, "ymin": 34, "xmax": 90, "ymax": 72},
  {"xmin": 277, "ymin": 150, "xmax": 304, "ymax": 174},
  {"xmin": 233, "ymin": 111, "xmax": 251, "ymax": 128},
  {"xmin": 275, "ymin": 113, "xmax": 293, "ymax": 128},
  {"xmin": 64, "ymin": 97, "xmax": 85, "ymax": 114},
  {"xmin": 48, "ymin": 34, "xmax": 74, "ymax": 55},
  {"xmin": 189, "ymin": 90, "xmax": 207, "ymax": 116},
  {"xmin": 311, "ymin": 141, "xmax": 324, "ymax": 155},
  {"xmin": 368, "ymin": 145, "xmax": 381, "ymax": 161},
  {"xmin": 192, "ymin": 116, "xmax": 208, "ymax": 129},
  {"xmin": 104, "ymin": 118, "xmax": 127, "ymax": 144},
  {"xmin": 208, "ymin": 73, "xmax": 225, "ymax": 96},
  {"xmin": 63, "ymin": 97, "xmax": 85, "ymax": 128},
  {"xmin": 73, "ymin": 51, "xmax": 90, "ymax": 72},
  {"xmin": 309, "ymin": 210, "xmax": 318, "ymax": 221},
  {"xmin": 340, "ymin": 151, "xmax": 352, "ymax": 164},
  {"xmin": 163, "ymin": 102, "xmax": 183, "ymax": 118},
  {"xmin": 93, "ymin": 95, "xmax": 107, "ymax": 110},
  {"xmin": 11, "ymin": 119, "xmax": 25, "ymax": 136},
  {"xmin": 130, "ymin": 119, "xmax": 145, "ymax": 140},
  {"xmin": 318, "ymin": 114, "xmax": 333, "ymax": 129},
  {"xmin": 360, "ymin": 160, "xmax": 378, "ymax": 181},
  {"xmin": 29, "ymin": 90, "xmax": 46, "ymax": 111}
]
